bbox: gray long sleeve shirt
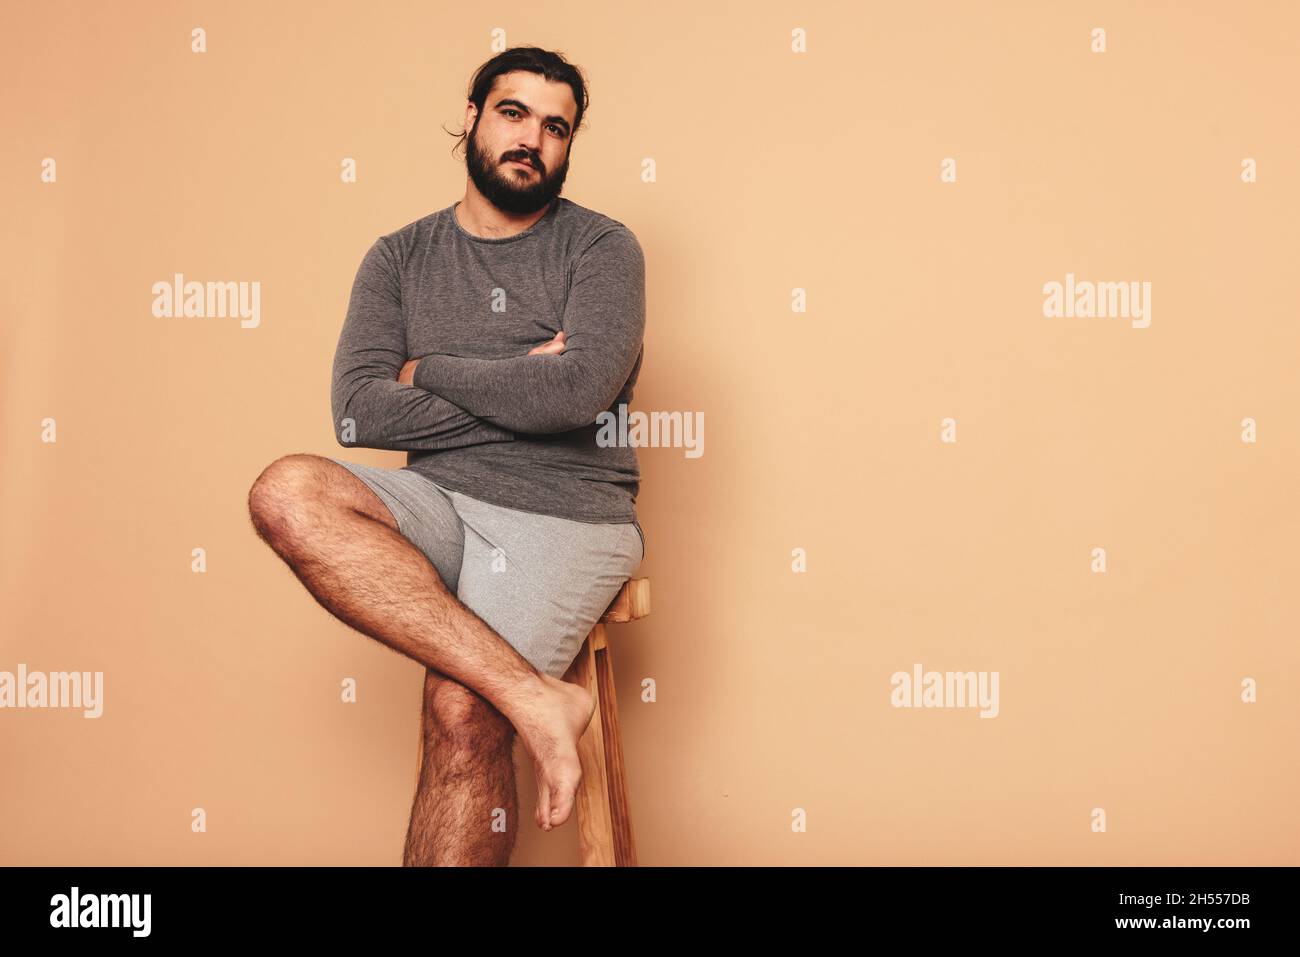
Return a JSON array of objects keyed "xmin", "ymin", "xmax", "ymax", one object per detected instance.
[{"xmin": 330, "ymin": 197, "xmax": 645, "ymax": 524}]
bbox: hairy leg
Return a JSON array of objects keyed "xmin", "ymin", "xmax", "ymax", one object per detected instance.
[
  {"xmin": 247, "ymin": 453, "xmax": 594, "ymax": 831},
  {"xmin": 404, "ymin": 670, "xmax": 519, "ymax": 866}
]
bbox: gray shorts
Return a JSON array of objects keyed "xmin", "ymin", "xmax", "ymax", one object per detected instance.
[{"xmin": 327, "ymin": 457, "xmax": 645, "ymax": 679}]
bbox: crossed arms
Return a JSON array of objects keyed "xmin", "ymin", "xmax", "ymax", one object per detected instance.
[{"xmin": 330, "ymin": 226, "xmax": 646, "ymax": 450}]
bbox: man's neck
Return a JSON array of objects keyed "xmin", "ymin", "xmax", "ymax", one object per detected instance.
[{"xmin": 455, "ymin": 187, "xmax": 554, "ymax": 239}]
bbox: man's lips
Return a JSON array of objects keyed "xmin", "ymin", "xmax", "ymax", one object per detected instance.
[{"xmin": 507, "ymin": 158, "xmax": 536, "ymax": 170}]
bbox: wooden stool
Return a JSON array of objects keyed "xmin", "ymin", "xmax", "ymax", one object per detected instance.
[{"xmin": 563, "ymin": 576, "xmax": 651, "ymax": 866}]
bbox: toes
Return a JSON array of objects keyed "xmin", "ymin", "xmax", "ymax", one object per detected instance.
[
  {"xmin": 536, "ymin": 781, "xmax": 552, "ymax": 830},
  {"xmin": 549, "ymin": 776, "xmax": 578, "ymax": 827}
]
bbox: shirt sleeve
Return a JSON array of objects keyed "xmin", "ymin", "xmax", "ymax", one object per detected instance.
[
  {"xmin": 411, "ymin": 225, "xmax": 646, "ymax": 434},
  {"xmin": 330, "ymin": 237, "xmax": 517, "ymax": 451}
]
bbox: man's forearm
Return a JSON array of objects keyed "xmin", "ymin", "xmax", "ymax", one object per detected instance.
[
  {"xmin": 331, "ymin": 374, "xmax": 515, "ymax": 451},
  {"xmin": 412, "ymin": 351, "xmax": 620, "ymax": 434}
]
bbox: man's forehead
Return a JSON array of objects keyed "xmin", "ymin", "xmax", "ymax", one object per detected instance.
[{"xmin": 489, "ymin": 73, "xmax": 577, "ymax": 121}]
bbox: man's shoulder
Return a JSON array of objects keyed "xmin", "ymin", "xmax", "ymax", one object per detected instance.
[
  {"xmin": 553, "ymin": 197, "xmax": 638, "ymax": 244},
  {"xmin": 374, "ymin": 206, "xmax": 453, "ymax": 252},
  {"xmin": 551, "ymin": 198, "xmax": 644, "ymax": 268}
]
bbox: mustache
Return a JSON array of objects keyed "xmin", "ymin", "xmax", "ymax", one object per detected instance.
[{"xmin": 503, "ymin": 152, "xmax": 543, "ymax": 171}]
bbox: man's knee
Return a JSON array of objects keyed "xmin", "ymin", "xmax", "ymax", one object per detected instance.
[
  {"xmin": 249, "ymin": 453, "xmax": 393, "ymax": 544},
  {"xmin": 247, "ymin": 453, "xmax": 326, "ymax": 541},
  {"xmin": 423, "ymin": 672, "xmax": 514, "ymax": 752}
]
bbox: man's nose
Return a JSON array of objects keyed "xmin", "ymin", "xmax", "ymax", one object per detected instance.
[{"xmin": 516, "ymin": 127, "xmax": 543, "ymax": 155}]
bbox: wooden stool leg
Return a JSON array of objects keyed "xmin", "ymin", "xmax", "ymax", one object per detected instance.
[
  {"xmin": 594, "ymin": 631, "xmax": 638, "ymax": 866},
  {"xmin": 568, "ymin": 627, "xmax": 615, "ymax": 866}
]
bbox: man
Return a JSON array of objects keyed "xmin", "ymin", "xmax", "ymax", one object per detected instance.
[{"xmin": 246, "ymin": 46, "xmax": 646, "ymax": 866}]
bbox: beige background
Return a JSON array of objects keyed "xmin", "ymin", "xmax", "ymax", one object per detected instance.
[{"xmin": 3, "ymin": 0, "xmax": 1298, "ymax": 865}]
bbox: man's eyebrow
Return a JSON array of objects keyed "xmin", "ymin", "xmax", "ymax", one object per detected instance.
[{"xmin": 493, "ymin": 97, "xmax": 571, "ymax": 135}]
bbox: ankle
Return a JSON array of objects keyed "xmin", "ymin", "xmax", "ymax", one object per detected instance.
[{"xmin": 498, "ymin": 670, "xmax": 552, "ymax": 725}]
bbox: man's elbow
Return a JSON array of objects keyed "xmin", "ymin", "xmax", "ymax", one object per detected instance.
[
  {"xmin": 332, "ymin": 409, "xmax": 364, "ymax": 447},
  {"xmin": 331, "ymin": 391, "xmax": 377, "ymax": 448}
]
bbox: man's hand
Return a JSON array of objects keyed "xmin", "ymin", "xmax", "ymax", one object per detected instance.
[
  {"xmin": 527, "ymin": 330, "xmax": 566, "ymax": 356},
  {"xmin": 397, "ymin": 357, "xmax": 421, "ymax": 386},
  {"xmin": 397, "ymin": 332, "xmax": 567, "ymax": 386}
]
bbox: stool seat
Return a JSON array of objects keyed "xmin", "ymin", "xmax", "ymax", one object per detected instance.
[
  {"xmin": 596, "ymin": 576, "xmax": 651, "ymax": 624},
  {"xmin": 565, "ymin": 576, "xmax": 650, "ymax": 866}
]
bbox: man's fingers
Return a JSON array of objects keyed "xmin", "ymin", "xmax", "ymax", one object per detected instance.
[{"xmin": 527, "ymin": 331, "xmax": 567, "ymax": 356}]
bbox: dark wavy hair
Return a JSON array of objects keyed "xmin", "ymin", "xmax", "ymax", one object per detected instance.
[{"xmin": 446, "ymin": 46, "xmax": 590, "ymax": 156}]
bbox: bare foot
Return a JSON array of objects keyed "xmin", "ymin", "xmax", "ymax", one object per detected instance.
[{"xmin": 513, "ymin": 674, "xmax": 596, "ymax": 830}]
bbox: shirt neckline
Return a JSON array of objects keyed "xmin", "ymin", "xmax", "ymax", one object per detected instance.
[{"xmin": 450, "ymin": 197, "xmax": 562, "ymax": 244}]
